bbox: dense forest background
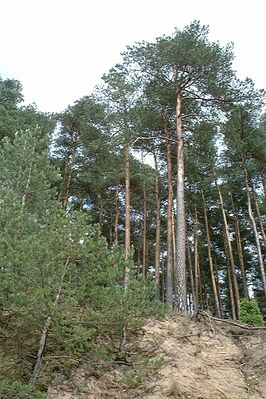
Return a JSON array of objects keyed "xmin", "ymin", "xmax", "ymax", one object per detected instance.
[{"xmin": 0, "ymin": 21, "xmax": 265, "ymax": 396}]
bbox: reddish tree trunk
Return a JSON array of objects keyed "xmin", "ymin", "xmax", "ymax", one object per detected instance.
[
  {"xmin": 251, "ymin": 181, "xmax": 266, "ymax": 249},
  {"xmin": 175, "ymin": 90, "xmax": 186, "ymax": 312},
  {"xmin": 187, "ymin": 239, "xmax": 196, "ymax": 313},
  {"xmin": 194, "ymin": 205, "xmax": 200, "ymax": 310},
  {"xmin": 143, "ymin": 180, "xmax": 147, "ymax": 277},
  {"xmin": 214, "ymin": 171, "xmax": 240, "ymax": 318},
  {"xmin": 224, "ymin": 236, "xmax": 236, "ymax": 320},
  {"xmin": 230, "ymin": 190, "xmax": 249, "ymax": 299},
  {"xmin": 124, "ymin": 143, "xmax": 131, "ymax": 291},
  {"xmin": 114, "ymin": 185, "xmax": 119, "ymax": 244},
  {"xmin": 242, "ymin": 160, "xmax": 266, "ymax": 297},
  {"xmin": 166, "ymin": 130, "xmax": 174, "ymax": 306},
  {"xmin": 202, "ymin": 191, "xmax": 221, "ymax": 318},
  {"xmin": 154, "ymin": 152, "xmax": 161, "ymax": 300}
]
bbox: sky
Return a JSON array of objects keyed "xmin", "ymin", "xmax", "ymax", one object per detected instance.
[{"xmin": 1, "ymin": 0, "xmax": 266, "ymax": 113}]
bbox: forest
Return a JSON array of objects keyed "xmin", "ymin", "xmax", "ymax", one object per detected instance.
[{"xmin": 0, "ymin": 21, "xmax": 265, "ymax": 397}]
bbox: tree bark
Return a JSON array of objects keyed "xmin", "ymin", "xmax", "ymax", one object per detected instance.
[
  {"xmin": 143, "ymin": 180, "xmax": 147, "ymax": 277},
  {"xmin": 114, "ymin": 185, "xmax": 119, "ymax": 244},
  {"xmin": 165, "ymin": 121, "xmax": 174, "ymax": 307},
  {"xmin": 124, "ymin": 143, "xmax": 131, "ymax": 291},
  {"xmin": 251, "ymin": 180, "xmax": 266, "ymax": 249},
  {"xmin": 109, "ymin": 224, "xmax": 113, "ymax": 247},
  {"xmin": 230, "ymin": 190, "xmax": 249, "ymax": 299},
  {"xmin": 161, "ymin": 257, "xmax": 165, "ymax": 303},
  {"xmin": 172, "ymin": 210, "xmax": 177, "ymax": 299},
  {"xmin": 146, "ymin": 237, "xmax": 149, "ymax": 274},
  {"xmin": 261, "ymin": 171, "xmax": 266, "ymax": 200},
  {"xmin": 137, "ymin": 245, "xmax": 141, "ymax": 276},
  {"xmin": 214, "ymin": 171, "xmax": 240, "ymax": 318},
  {"xmin": 187, "ymin": 239, "xmax": 195, "ymax": 313},
  {"xmin": 194, "ymin": 204, "xmax": 201, "ymax": 311},
  {"xmin": 63, "ymin": 167, "xmax": 73, "ymax": 210},
  {"xmin": 154, "ymin": 152, "xmax": 161, "ymax": 300},
  {"xmin": 175, "ymin": 90, "xmax": 186, "ymax": 312},
  {"xmin": 213, "ymin": 257, "xmax": 224, "ymax": 318},
  {"xmin": 242, "ymin": 160, "xmax": 266, "ymax": 296},
  {"xmin": 224, "ymin": 235, "xmax": 236, "ymax": 320},
  {"xmin": 29, "ymin": 256, "xmax": 70, "ymax": 385},
  {"xmin": 62, "ymin": 146, "xmax": 76, "ymax": 210},
  {"xmin": 98, "ymin": 193, "xmax": 103, "ymax": 233},
  {"xmin": 202, "ymin": 190, "xmax": 221, "ymax": 318}
]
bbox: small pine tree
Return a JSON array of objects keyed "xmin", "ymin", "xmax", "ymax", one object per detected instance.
[
  {"xmin": 0, "ymin": 128, "xmax": 167, "ymax": 388},
  {"xmin": 239, "ymin": 299, "xmax": 264, "ymax": 326}
]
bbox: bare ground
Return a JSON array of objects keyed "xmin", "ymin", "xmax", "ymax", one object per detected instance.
[{"xmin": 48, "ymin": 315, "xmax": 266, "ymax": 399}]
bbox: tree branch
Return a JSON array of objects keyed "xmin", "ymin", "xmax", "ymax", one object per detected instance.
[{"xmin": 198, "ymin": 310, "xmax": 266, "ymax": 330}]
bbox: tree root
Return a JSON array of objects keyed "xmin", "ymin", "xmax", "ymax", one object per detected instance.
[{"xmin": 196, "ymin": 310, "xmax": 266, "ymax": 331}]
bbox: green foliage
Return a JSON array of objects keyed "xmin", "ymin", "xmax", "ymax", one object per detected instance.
[
  {"xmin": 50, "ymin": 250, "xmax": 167, "ymax": 359},
  {"xmin": 1, "ymin": 21, "xmax": 266, "ymax": 394},
  {"xmin": 0, "ymin": 128, "xmax": 60, "ymax": 210},
  {"xmin": 0, "ymin": 76, "xmax": 23, "ymax": 107},
  {"xmin": 0, "ymin": 76, "xmax": 55, "ymax": 142},
  {"xmin": 239, "ymin": 299, "xmax": 264, "ymax": 326},
  {"xmin": 0, "ymin": 380, "xmax": 47, "ymax": 399},
  {"xmin": 121, "ymin": 356, "xmax": 165, "ymax": 389},
  {"xmin": 0, "ymin": 128, "xmax": 166, "ymax": 388}
]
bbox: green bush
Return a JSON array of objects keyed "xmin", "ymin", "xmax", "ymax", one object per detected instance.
[
  {"xmin": 0, "ymin": 380, "xmax": 47, "ymax": 399},
  {"xmin": 239, "ymin": 299, "xmax": 264, "ymax": 326}
]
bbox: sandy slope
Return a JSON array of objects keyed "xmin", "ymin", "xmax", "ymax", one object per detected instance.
[{"xmin": 48, "ymin": 315, "xmax": 266, "ymax": 399}]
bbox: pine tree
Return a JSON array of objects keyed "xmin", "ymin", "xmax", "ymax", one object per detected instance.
[
  {"xmin": 0, "ymin": 76, "xmax": 55, "ymax": 142},
  {"xmin": 123, "ymin": 21, "xmax": 238, "ymax": 311},
  {"xmin": 0, "ymin": 128, "xmax": 164, "ymax": 387}
]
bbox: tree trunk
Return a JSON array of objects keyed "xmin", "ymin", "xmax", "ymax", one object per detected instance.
[
  {"xmin": 224, "ymin": 236, "xmax": 236, "ymax": 320},
  {"xmin": 154, "ymin": 152, "xmax": 161, "ymax": 300},
  {"xmin": 146, "ymin": 237, "xmax": 149, "ymax": 274},
  {"xmin": 29, "ymin": 256, "xmax": 70, "ymax": 385},
  {"xmin": 172, "ymin": 210, "xmax": 177, "ymax": 300},
  {"xmin": 261, "ymin": 171, "xmax": 266, "ymax": 200},
  {"xmin": 109, "ymin": 224, "xmax": 113, "ymax": 247},
  {"xmin": 242, "ymin": 160, "xmax": 266, "ymax": 296},
  {"xmin": 187, "ymin": 239, "xmax": 195, "ymax": 313},
  {"xmin": 202, "ymin": 191, "xmax": 221, "ymax": 318},
  {"xmin": 251, "ymin": 180, "xmax": 266, "ymax": 249},
  {"xmin": 230, "ymin": 190, "xmax": 249, "ymax": 299},
  {"xmin": 214, "ymin": 171, "xmax": 240, "ymax": 318},
  {"xmin": 194, "ymin": 204, "xmax": 200, "ymax": 310},
  {"xmin": 143, "ymin": 180, "xmax": 147, "ymax": 277},
  {"xmin": 202, "ymin": 284, "xmax": 209, "ymax": 311},
  {"xmin": 161, "ymin": 257, "xmax": 165, "ymax": 303},
  {"xmin": 63, "ymin": 167, "xmax": 73, "ymax": 210},
  {"xmin": 57, "ymin": 158, "xmax": 68, "ymax": 203},
  {"xmin": 114, "ymin": 185, "xmax": 119, "ymax": 244},
  {"xmin": 29, "ymin": 315, "xmax": 53, "ymax": 385},
  {"xmin": 98, "ymin": 193, "xmax": 103, "ymax": 233},
  {"xmin": 166, "ymin": 126, "xmax": 174, "ymax": 307},
  {"xmin": 62, "ymin": 146, "xmax": 76, "ymax": 210},
  {"xmin": 137, "ymin": 245, "xmax": 141, "ymax": 276},
  {"xmin": 175, "ymin": 90, "xmax": 186, "ymax": 312},
  {"xmin": 213, "ymin": 257, "xmax": 224, "ymax": 318},
  {"xmin": 124, "ymin": 143, "xmax": 131, "ymax": 291}
]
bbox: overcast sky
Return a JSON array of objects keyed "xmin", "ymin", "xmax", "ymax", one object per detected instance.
[{"xmin": 1, "ymin": 0, "xmax": 265, "ymax": 113}]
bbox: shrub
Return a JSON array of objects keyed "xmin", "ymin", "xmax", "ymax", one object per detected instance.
[
  {"xmin": 239, "ymin": 299, "xmax": 264, "ymax": 326},
  {"xmin": 0, "ymin": 380, "xmax": 47, "ymax": 399}
]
